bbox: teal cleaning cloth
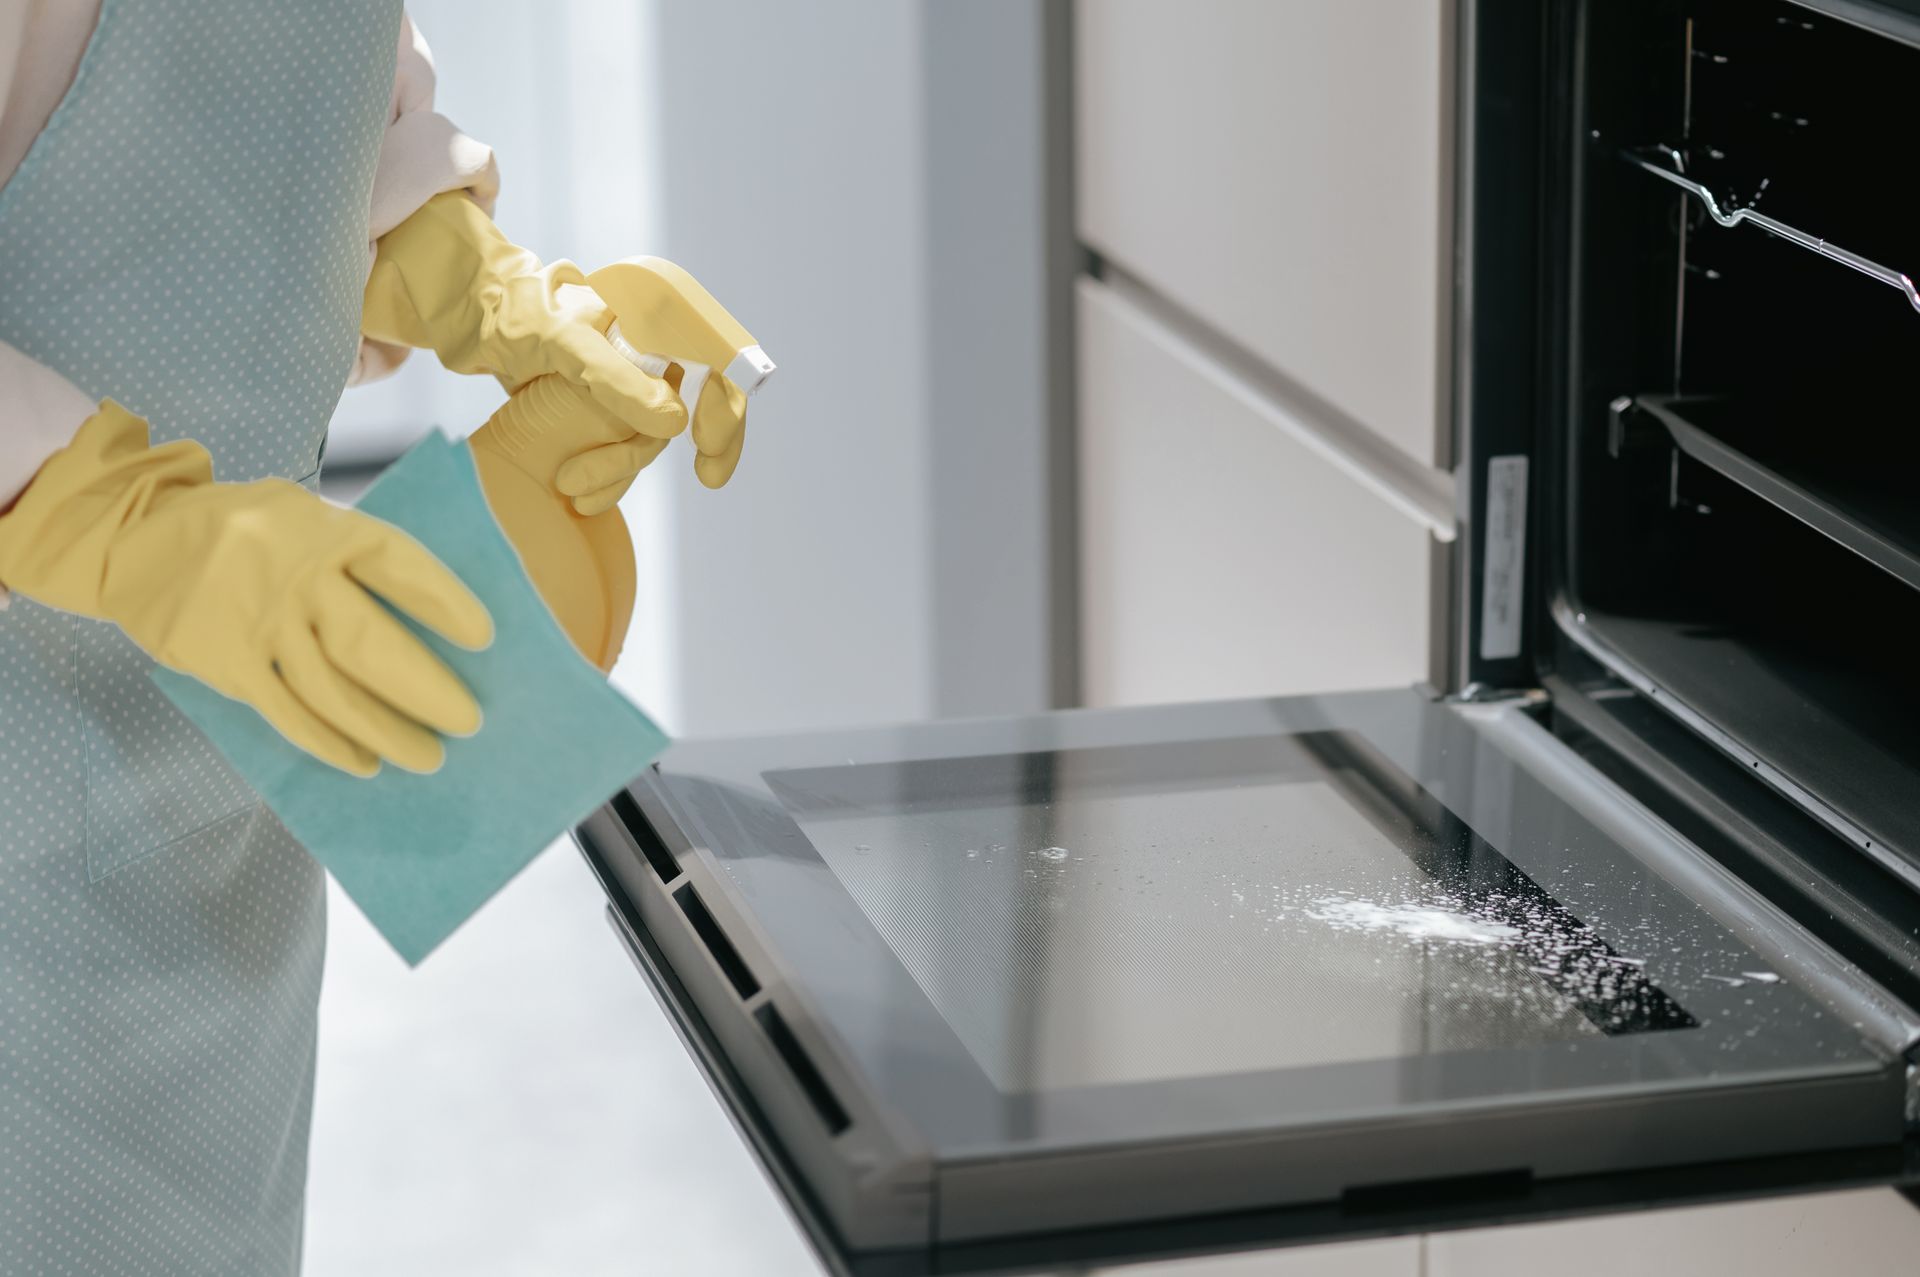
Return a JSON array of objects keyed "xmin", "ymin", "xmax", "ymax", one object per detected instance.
[{"xmin": 155, "ymin": 432, "xmax": 668, "ymax": 965}]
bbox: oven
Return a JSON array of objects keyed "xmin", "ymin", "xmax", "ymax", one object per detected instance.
[{"xmin": 572, "ymin": 1, "xmax": 1920, "ymax": 1270}]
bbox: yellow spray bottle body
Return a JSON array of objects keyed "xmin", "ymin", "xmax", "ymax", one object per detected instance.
[{"xmin": 468, "ymin": 258, "xmax": 776, "ymax": 672}]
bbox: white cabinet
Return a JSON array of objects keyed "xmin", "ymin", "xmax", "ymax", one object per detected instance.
[
  {"xmin": 1428, "ymin": 1188, "xmax": 1920, "ymax": 1276},
  {"xmin": 1075, "ymin": 0, "xmax": 1452, "ymax": 466},
  {"xmin": 1077, "ymin": 279, "xmax": 1435, "ymax": 707}
]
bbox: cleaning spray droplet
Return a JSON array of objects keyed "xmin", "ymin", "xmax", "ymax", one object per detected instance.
[{"xmin": 1034, "ymin": 846, "xmax": 1069, "ymax": 863}]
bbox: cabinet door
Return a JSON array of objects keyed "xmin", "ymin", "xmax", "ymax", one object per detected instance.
[
  {"xmin": 1076, "ymin": 0, "xmax": 1452, "ymax": 466},
  {"xmin": 1428, "ymin": 1189, "xmax": 1920, "ymax": 1276},
  {"xmin": 1077, "ymin": 279, "xmax": 1435, "ymax": 707}
]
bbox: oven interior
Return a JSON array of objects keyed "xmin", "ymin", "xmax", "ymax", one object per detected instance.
[{"xmin": 1560, "ymin": 0, "xmax": 1920, "ymax": 884}]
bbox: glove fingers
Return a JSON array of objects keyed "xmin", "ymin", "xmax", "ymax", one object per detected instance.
[
  {"xmin": 566, "ymin": 335, "xmax": 689, "ymax": 440},
  {"xmin": 345, "ymin": 521, "xmax": 494, "ymax": 651},
  {"xmin": 555, "ymin": 436, "xmax": 669, "ymax": 498},
  {"xmin": 689, "ymin": 368, "xmax": 749, "ymax": 461},
  {"xmin": 275, "ymin": 630, "xmax": 446, "ymax": 774},
  {"xmin": 313, "ymin": 575, "xmax": 484, "ymax": 738},
  {"xmin": 246, "ymin": 667, "xmax": 381, "ymax": 777},
  {"xmin": 694, "ymin": 416, "xmax": 746, "ymax": 490},
  {"xmin": 571, "ymin": 476, "xmax": 634, "ymax": 518},
  {"xmin": 549, "ymin": 264, "xmax": 593, "ymax": 293}
]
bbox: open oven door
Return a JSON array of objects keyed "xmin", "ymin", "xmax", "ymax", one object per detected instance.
[{"xmin": 572, "ymin": 686, "xmax": 1920, "ymax": 1276}]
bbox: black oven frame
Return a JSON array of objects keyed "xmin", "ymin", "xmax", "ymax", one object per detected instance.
[{"xmin": 1455, "ymin": 0, "xmax": 1920, "ymax": 1022}]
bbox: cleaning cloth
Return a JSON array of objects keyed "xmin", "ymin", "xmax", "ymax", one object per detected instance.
[{"xmin": 155, "ymin": 431, "xmax": 668, "ymax": 964}]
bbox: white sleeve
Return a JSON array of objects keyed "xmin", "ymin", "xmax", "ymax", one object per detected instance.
[
  {"xmin": 0, "ymin": 1, "xmax": 29, "ymax": 171},
  {"xmin": 350, "ymin": 11, "xmax": 503, "ymax": 386},
  {"xmin": 0, "ymin": 340, "xmax": 98, "ymax": 604},
  {"xmin": 0, "ymin": 0, "xmax": 103, "ymax": 193},
  {"xmin": 0, "ymin": 340, "xmax": 96, "ymax": 511}
]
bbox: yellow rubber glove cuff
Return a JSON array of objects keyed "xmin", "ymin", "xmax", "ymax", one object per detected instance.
[
  {"xmin": 363, "ymin": 192, "xmax": 687, "ymax": 431},
  {"xmin": 0, "ymin": 404, "xmax": 493, "ymax": 777}
]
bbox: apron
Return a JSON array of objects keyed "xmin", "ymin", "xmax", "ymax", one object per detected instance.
[{"xmin": 0, "ymin": 1, "xmax": 402, "ymax": 1271}]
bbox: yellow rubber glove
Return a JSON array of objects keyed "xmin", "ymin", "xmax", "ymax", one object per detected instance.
[
  {"xmin": 0, "ymin": 403, "xmax": 493, "ymax": 777},
  {"xmin": 554, "ymin": 357, "xmax": 750, "ymax": 507},
  {"xmin": 361, "ymin": 192, "xmax": 752, "ymax": 500}
]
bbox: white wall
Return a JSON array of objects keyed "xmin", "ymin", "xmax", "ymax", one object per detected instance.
[
  {"xmin": 647, "ymin": 0, "xmax": 1063, "ymax": 735},
  {"xmin": 642, "ymin": 1, "xmax": 933, "ymax": 736}
]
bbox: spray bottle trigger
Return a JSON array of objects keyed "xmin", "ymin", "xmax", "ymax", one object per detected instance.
[
  {"xmin": 671, "ymin": 364, "xmax": 713, "ymax": 428},
  {"xmin": 605, "ymin": 322, "xmax": 701, "ymax": 423},
  {"xmin": 605, "ymin": 319, "xmax": 776, "ymax": 429},
  {"xmin": 607, "ymin": 322, "xmax": 669, "ymax": 379}
]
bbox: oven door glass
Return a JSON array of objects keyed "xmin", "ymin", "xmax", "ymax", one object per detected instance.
[
  {"xmin": 759, "ymin": 727, "xmax": 1693, "ymax": 1092},
  {"xmin": 601, "ymin": 688, "xmax": 1907, "ymax": 1252}
]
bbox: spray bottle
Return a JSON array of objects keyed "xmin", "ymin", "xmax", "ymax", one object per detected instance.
[{"xmin": 466, "ymin": 259, "xmax": 775, "ymax": 671}]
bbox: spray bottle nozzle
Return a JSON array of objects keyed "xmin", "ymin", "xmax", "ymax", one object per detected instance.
[{"xmin": 606, "ymin": 324, "xmax": 777, "ymax": 395}]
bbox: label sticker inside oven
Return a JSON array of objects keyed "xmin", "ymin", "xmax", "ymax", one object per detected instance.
[{"xmin": 1479, "ymin": 454, "xmax": 1529, "ymax": 662}]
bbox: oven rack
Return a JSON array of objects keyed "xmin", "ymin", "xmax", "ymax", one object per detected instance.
[
  {"xmin": 1625, "ymin": 393, "xmax": 1920, "ymax": 595},
  {"xmin": 1563, "ymin": 599, "xmax": 1920, "ymax": 884},
  {"xmin": 1625, "ymin": 146, "xmax": 1920, "ymax": 315}
]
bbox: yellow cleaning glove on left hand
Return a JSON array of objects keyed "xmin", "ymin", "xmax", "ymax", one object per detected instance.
[
  {"xmin": 0, "ymin": 403, "xmax": 493, "ymax": 777},
  {"xmin": 362, "ymin": 193, "xmax": 751, "ymax": 503}
]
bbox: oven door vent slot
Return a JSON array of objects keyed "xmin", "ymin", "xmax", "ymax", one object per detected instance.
[
  {"xmin": 754, "ymin": 1003, "xmax": 851, "ymax": 1137},
  {"xmin": 612, "ymin": 789, "xmax": 685, "ymax": 886},
  {"xmin": 674, "ymin": 885, "xmax": 761, "ymax": 999}
]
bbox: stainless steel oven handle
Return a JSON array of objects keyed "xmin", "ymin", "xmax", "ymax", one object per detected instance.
[{"xmin": 1626, "ymin": 145, "xmax": 1920, "ymax": 315}]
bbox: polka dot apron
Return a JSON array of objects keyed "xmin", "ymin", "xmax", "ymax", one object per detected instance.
[{"xmin": 0, "ymin": 1, "xmax": 402, "ymax": 1270}]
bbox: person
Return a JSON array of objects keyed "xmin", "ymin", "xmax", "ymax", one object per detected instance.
[{"xmin": 0, "ymin": 4, "xmax": 746, "ymax": 1271}]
